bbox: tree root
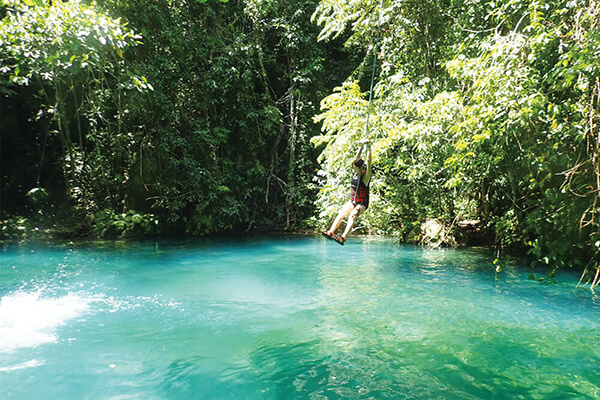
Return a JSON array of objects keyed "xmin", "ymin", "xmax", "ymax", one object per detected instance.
[
  {"xmin": 576, "ymin": 265, "xmax": 600, "ymax": 291},
  {"xmin": 591, "ymin": 267, "xmax": 600, "ymax": 291}
]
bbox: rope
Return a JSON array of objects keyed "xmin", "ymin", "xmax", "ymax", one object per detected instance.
[
  {"xmin": 339, "ymin": 0, "xmax": 385, "ymax": 241},
  {"xmin": 352, "ymin": 0, "xmax": 384, "ymax": 207},
  {"xmin": 363, "ymin": 0, "xmax": 385, "ymax": 140},
  {"xmin": 354, "ymin": 0, "xmax": 383, "ymax": 203}
]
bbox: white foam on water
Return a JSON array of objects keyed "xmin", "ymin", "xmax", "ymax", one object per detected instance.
[
  {"xmin": 0, "ymin": 290, "xmax": 94, "ymax": 353},
  {"xmin": 0, "ymin": 359, "xmax": 45, "ymax": 372}
]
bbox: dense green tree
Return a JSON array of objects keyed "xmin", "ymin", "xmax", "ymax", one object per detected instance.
[
  {"xmin": 1, "ymin": 0, "xmax": 146, "ymax": 217},
  {"xmin": 4, "ymin": 0, "xmax": 599, "ymax": 276},
  {"xmin": 311, "ymin": 0, "xmax": 600, "ymax": 273},
  {"xmin": 1, "ymin": 0, "xmax": 356, "ymax": 237},
  {"xmin": 98, "ymin": 0, "xmax": 356, "ymax": 234}
]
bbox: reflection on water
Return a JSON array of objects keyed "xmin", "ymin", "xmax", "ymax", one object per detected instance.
[{"xmin": 1, "ymin": 236, "xmax": 599, "ymax": 399}]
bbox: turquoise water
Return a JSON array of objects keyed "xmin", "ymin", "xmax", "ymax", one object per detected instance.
[{"xmin": 1, "ymin": 235, "xmax": 599, "ymax": 399}]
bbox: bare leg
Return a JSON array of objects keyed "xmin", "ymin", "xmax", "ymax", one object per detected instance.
[
  {"xmin": 340, "ymin": 205, "xmax": 363, "ymax": 240},
  {"xmin": 327, "ymin": 201, "xmax": 354, "ymax": 235}
]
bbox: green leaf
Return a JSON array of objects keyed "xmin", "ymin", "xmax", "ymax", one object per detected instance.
[{"xmin": 22, "ymin": 0, "xmax": 45, "ymax": 6}]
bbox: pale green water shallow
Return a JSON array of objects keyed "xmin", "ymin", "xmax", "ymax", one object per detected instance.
[{"xmin": 1, "ymin": 236, "xmax": 599, "ymax": 399}]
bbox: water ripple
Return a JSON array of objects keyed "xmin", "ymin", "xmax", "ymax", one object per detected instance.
[{"xmin": 1, "ymin": 237, "xmax": 600, "ymax": 399}]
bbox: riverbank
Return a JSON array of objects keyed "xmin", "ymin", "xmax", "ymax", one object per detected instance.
[
  {"xmin": 1, "ymin": 207, "xmax": 591, "ymax": 285},
  {"xmin": 1, "ymin": 209, "xmax": 493, "ymax": 244}
]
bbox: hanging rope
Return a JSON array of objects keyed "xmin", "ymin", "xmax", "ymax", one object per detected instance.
[
  {"xmin": 355, "ymin": 0, "xmax": 385, "ymax": 185},
  {"xmin": 346, "ymin": 0, "xmax": 385, "ymax": 238},
  {"xmin": 363, "ymin": 0, "xmax": 385, "ymax": 140}
]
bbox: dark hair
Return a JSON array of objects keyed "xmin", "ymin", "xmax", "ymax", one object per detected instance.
[{"xmin": 354, "ymin": 158, "xmax": 364, "ymax": 168}]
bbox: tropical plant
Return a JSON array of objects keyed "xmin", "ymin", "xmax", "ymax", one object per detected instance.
[
  {"xmin": 1, "ymin": 0, "xmax": 148, "ymax": 213},
  {"xmin": 311, "ymin": 0, "xmax": 600, "ymax": 273}
]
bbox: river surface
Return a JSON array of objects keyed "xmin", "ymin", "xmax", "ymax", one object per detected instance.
[{"xmin": 1, "ymin": 235, "xmax": 599, "ymax": 399}]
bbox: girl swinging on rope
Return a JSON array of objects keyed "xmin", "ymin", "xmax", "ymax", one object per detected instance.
[{"xmin": 322, "ymin": 139, "xmax": 372, "ymax": 245}]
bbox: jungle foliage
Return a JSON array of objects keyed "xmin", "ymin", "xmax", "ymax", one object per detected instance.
[
  {"xmin": 312, "ymin": 0, "xmax": 600, "ymax": 272},
  {"xmin": 1, "ymin": 0, "xmax": 356, "ymax": 237},
  {"xmin": 2, "ymin": 0, "xmax": 599, "ymax": 274}
]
